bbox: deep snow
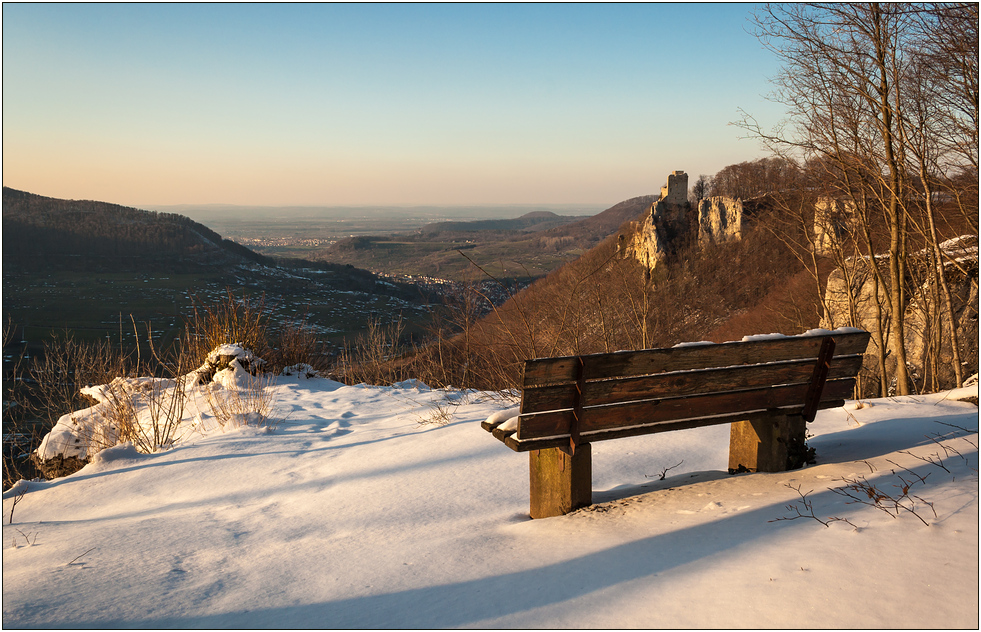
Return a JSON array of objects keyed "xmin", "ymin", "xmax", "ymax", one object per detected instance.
[{"xmin": 3, "ymin": 370, "xmax": 978, "ymax": 628}]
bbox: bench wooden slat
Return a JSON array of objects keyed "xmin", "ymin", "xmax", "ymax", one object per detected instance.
[
  {"xmin": 488, "ymin": 330, "xmax": 872, "ymax": 516},
  {"xmin": 520, "ymin": 354, "xmax": 865, "ymax": 414},
  {"xmin": 516, "ymin": 378, "xmax": 856, "ymax": 440},
  {"xmin": 501, "ymin": 400, "xmax": 847, "ymax": 452},
  {"xmin": 521, "ymin": 331, "xmax": 871, "ymax": 387}
]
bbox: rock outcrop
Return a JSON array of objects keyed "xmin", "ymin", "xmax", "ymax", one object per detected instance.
[
  {"xmin": 621, "ymin": 172, "xmax": 751, "ymax": 273},
  {"xmin": 813, "ymin": 197, "xmax": 857, "ymax": 255},
  {"xmin": 698, "ymin": 197, "xmax": 743, "ymax": 246},
  {"xmin": 820, "ymin": 235, "xmax": 979, "ymax": 393},
  {"xmin": 620, "ymin": 171, "xmax": 693, "ymax": 273}
]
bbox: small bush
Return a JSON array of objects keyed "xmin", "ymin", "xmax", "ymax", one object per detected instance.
[
  {"xmin": 204, "ymin": 372, "xmax": 277, "ymax": 430},
  {"xmin": 336, "ymin": 316, "xmax": 410, "ymax": 385},
  {"xmin": 267, "ymin": 313, "xmax": 331, "ymax": 374},
  {"xmin": 182, "ymin": 291, "xmax": 272, "ymax": 369}
]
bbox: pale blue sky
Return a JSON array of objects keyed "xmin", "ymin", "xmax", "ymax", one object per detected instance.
[{"xmin": 3, "ymin": 3, "xmax": 784, "ymax": 207}]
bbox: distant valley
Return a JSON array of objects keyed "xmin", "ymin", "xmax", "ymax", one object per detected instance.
[
  {"xmin": 159, "ymin": 199, "xmax": 653, "ymax": 281},
  {"xmin": 1, "ymin": 188, "xmax": 431, "ymax": 355},
  {"xmin": 2, "ymin": 189, "xmax": 645, "ymax": 358}
]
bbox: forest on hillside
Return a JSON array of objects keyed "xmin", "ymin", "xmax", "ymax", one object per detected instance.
[{"xmin": 2, "ymin": 187, "xmax": 269, "ymax": 272}]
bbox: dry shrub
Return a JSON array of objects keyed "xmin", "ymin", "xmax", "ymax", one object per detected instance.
[
  {"xmin": 183, "ymin": 291, "xmax": 271, "ymax": 368},
  {"xmin": 20, "ymin": 333, "xmax": 131, "ymax": 427},
  {"xmin": 267, "ymin": 313, "xmax": 331, "ymax": 373},
  {"xmin": 183, "ymin": 291, "xmax": 330, "ymax": 375},
  {"xmin": 336, "ymin": 316, "xmax": 410, "ymax": 385},
  {"xmin": 78, "ymin": 374, "xmax": 190, "ymax": 454},
  {"xmin": 204, "ymin": 372, "xmax": 276, "ymax": 429}
]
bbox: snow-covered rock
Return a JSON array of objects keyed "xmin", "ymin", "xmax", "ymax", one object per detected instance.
[
  {"xmin": 820, "ymin": 235, "xmax": 978, "ymax": 392},
  {"xmin": 192, "ymin": 343, "xmax": 265, "ymax": 384},
  {"xmin": 32, "ymin": 344, "xmax": 275, "ymax": 479}
]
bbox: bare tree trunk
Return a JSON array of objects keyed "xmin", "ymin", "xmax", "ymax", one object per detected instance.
[
  {"xmin": 921, "ymin": 170, "xmax": 964, "ymax": 388},
  {"xmin": 869, "ymin": 5, "xmax": 911, "ymax": 395}
]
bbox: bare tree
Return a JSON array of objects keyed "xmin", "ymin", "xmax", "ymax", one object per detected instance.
[
  {"xmin": 690, "ymin": 174, "xmax": 712, "ymax": 204},
  {"xmin": 736, "ymin": 2, "xmax": 979, "ymax": 395}
]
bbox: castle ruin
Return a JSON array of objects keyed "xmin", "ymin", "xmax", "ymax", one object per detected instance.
[
  {"xmin": 621, "ymin": 170, "xmax": 745, "ymax": 273},
  {"xmin": 620, "ymin": 171, "xmax": 691, "ymax": 273}
]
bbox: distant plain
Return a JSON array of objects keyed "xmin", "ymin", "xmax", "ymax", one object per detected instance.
[{"xmin": 149, "ymin": 204, "xmax": 609, "ymax": 281}]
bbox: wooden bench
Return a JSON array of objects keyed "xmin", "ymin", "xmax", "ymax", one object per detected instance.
[{"xmin": 482, "ymin": 329, "xmax": 871, "ymax": 518}]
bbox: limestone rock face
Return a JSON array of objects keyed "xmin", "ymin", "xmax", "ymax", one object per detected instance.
[
  {"xmin": 813, "ymin": 197, "xmax": 857, "ymax": 255},
  {"xmin": 621, "ymin": 171, "xmax": 691, "ymax": 273},
  {"xmin": 698, "ymin": 197, "xmax": 743, "ymax": 246},
  {"xmin": 820, "ymin": 235, "xmax": 979, "ymax": 393}
]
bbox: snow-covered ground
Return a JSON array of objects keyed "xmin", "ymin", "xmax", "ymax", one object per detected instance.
[{"xmin": 3, "ymin": 370, "xmax": 978, "ymax": 628}]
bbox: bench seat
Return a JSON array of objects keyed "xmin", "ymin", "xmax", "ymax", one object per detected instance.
[{"xmin": 482, "ymin": 328, "xmax": 871, "ymax": 517}]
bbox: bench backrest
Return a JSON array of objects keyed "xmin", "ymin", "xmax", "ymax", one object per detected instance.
[{"xmin": 508, "ymin": 330, "xmax": 870, "ymax": 450}]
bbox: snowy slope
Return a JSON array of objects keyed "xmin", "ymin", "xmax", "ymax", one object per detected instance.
[{"xmin": 3, "ymin": 376, "xmax": 978, "ymax": 628}]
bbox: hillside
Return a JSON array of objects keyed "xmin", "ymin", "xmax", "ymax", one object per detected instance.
[
  {"xmin": 2, "ymin": 187, "xmax": 269, "ymax": 273},
  {"xmin": 2, "ymin": 364, "xmax": 977, "ymax": 627},
  {"xmin": 417, "ymin": 210, "xmax": 574, "ymax": 234},
  {"xmin": 531, "ymin": 194, "xmax": 656, "ymax": 248},
  {"xmin": 0, "ymin": 188, "xmax": 430, "ymax": 351},
  {"xmin": 428, "ymin": 191, "xmax": 835, "ymax": 390}
]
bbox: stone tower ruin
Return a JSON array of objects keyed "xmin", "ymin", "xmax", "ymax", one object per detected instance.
[
  {"xmin": 621, "ymin": 170, "xmax": 747, "ymax": 273},
  {"xmin": 620, "ymin": 171, "xmax": 691, "ymax": 273}
]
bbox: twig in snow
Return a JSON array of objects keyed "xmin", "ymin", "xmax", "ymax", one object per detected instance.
[
  {"xmin": 658, "ymin": 460, "xmax": 684, "ymax": 480},
  {"xmin": 898, "ymin": 449, "xmax": 950, "ymax": 473},
  {"xmin": 769, "ymin": 483, "xmax": 857, "ymax": 529},
  {"xmin": 924, "ymin": 432, "xmax": 966, "ymax": 462},
  {"xmin": 933, "ymin": 420, "xmax": 977, "ymax": 435},
  {"xmin": 885, "ymin": 459, "xmax": 931, "ymax": 484},
  {"xmin": 66, "ymin": 547, "xmax": 97, "ymax": 566},
  {"xmin": 6, "ymin": 485, "xmax": 27, "ymax": 525},
  {"xmin": 831, "ymin": 474, "xmax": 932, "ymax": 526}
]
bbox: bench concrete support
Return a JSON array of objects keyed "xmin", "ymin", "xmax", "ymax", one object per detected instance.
[
  {"xmin": 728, "ymin": 413, "xmax": 806, "ymax": 473},
  {"xmin": 529, "ymin": 445, "xmax": 592, "ymax": 518}
]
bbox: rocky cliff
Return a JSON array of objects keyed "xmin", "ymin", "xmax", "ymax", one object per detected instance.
[
  {"xmin": 820, "ymin": 235, "xmax": 979, "ymax": 393},
  {"xmin": 698, "ymin": 197, "xmax": 743, "ymax": 246},
  {"xmin": 620, "ymin": 171, "xmax": 692, "ymax": 273},
  {"xmin": 620, "ymin": 171, "xmax": 747, "ymax": 272}
]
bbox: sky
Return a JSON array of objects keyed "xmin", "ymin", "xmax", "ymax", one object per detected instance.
[{"xmin": 2, "ymin": 3, "xmax": 786, "ymax": 208}]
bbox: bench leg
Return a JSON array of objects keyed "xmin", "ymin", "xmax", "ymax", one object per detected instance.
[
  {"xmin": 529, "ymin": 445, "xmax": 591, "ymax": 518},
  {"xmin": 728, "ymin": 413, "xmax": 806, "ymax": 474}
]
